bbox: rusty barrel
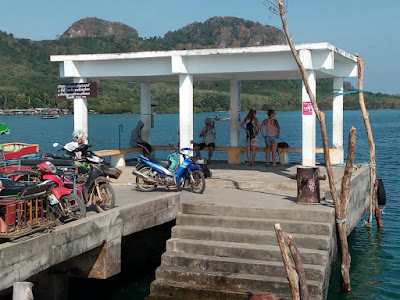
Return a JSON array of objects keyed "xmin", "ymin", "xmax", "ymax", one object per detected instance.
[{"xmin": 295, "ymin": 167, "xmax": 325, "ymax": 204}]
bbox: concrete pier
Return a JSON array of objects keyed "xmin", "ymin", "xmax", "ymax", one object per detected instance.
[
  {"xmin": 0, "ymin": 162, "xmax": 371, "ymax": 299},
  {"xmin": 0, "ymin": 186, "xmax": 180, "ymax": 298},
  {"xmin": 141, "ymin": 163, "xmax": 371, "ymax": 300}
]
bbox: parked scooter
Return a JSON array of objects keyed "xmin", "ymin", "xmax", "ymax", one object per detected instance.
[
  {"xmin": 0, "ymin": 173, "xmax": 86, "ymax": 224},
  {"xmin": 36, "ymin": 161, "xmax": 86, "ymax": 222},
  {"xmin": 38, "ymin": 161, "xmax": 116, "ymax": 213},
  {"xmin": 132, "ymin": 146, "xmax": 206, "ymax": 193}
]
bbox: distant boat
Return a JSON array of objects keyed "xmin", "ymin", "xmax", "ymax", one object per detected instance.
[{"xmin": 41, "ymin": 114, "xmax": 59, "ymax": 119}]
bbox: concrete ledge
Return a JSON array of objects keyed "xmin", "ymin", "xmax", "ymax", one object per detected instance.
[
  {"xmin": 0, "ymin": 193, "xmax": 180, "ymax": 291},
  {"xmin": 95, "ymin": 145, "xmax": 341, "ymax": 166}
]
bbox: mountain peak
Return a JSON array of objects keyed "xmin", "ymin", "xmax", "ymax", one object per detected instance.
[
  {"xmin": 60, "ymin": 17, "xmax": 138, "ymax": 39},
  {"xmin": 163, "ymin": 16, "xmax": 286, "ymax": 50}
]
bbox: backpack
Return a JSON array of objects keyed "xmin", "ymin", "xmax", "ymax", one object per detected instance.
[
  {"xmin": 246, "ymin": 118, "xmax": 257, "ymax": 139},
  {"xmin": 200, "ymin": 164, "xmax": 212, "ymax": 178},
  {"xmin": 277, "ymin": 142, "xmax": 289, "ymax": 148}
]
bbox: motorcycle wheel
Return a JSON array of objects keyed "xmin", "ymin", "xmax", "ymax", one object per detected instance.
[
  {"xmin": 136, "ymin": 166, "xmax": 157, "ymax": 192},
  {"xmin": 95, "ymin": 183, "xmax": 116, "ymax": 213},
  {"xmin": 189, "ymin": 170, "xmax": 205, "ymax": 194},
  {"xmin": 60, "ymin": 194, "xmax": 86, "ymax": 221}
]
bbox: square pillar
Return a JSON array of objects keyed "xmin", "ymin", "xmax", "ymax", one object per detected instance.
[
  {"xmin": 140, "ymin": 83, "xmax": 152, "ymax": 144},
  {"xmin": 230, "ymin": 80, "xmax": 240, "ymax": 147},
  {"xmin": 302, "ymin": 71, "xmax": 316, "ymax": 166},
  {"xmin": 73, "ymin": 77, "xmax": 88, "ymax": 140},
  {"xmin": 179, "ymin": 74, "xmax": 193, "ymax": 151},
  {"xmin": 333, "ymin": 77, "xmax": 344, "ymax": 164}
]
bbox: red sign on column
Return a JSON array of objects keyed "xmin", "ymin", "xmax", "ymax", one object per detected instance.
[{"xmin": 302, "ymin": 101, "xmax": 313, "ymax": 115}]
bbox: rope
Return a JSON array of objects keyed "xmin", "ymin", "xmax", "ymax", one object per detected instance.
[
  {"xmin": 333, "ymin": 90, "xmax": 365, "ymax": 96},
  {"xmin": 336, "ymin": 217, "xmax": 347, "ymax": 224},
  {"xmin": 380, "ymin": 206, "xmax": 386, "ymax": 215}
]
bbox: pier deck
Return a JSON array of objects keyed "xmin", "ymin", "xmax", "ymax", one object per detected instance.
[
  {"xmin": 134, "ymin": 162, "xmax": 370, "ymax": 300},
  {"xmin": 0, "ymin": 184, "xmax": 180, "ymax": 293},
  {"xmin": 0, "ymin": 162, "xmax": 370, "ymax": 299}
]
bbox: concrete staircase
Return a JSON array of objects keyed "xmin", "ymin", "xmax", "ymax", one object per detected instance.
[{"xmin": 147, "ymin": 201, "xmax": 336, "ymax": 300}]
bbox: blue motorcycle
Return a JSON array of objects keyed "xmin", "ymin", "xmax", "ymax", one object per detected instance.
[{"xmin": 132, "ymin": 147, "xmax": 206, "ymax": 193}]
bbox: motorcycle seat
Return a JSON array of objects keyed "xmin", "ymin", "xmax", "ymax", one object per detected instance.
[
  {"xmin": 150, "ymin": 157, "xmax": 172, "ymax": 169},
  {"xmin": 0, "ymin": 180, "xmax": 27, "ymax": 196}
]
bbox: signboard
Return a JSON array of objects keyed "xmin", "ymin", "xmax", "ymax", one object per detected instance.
[
  {"xmin": 302, "ymin": 101, "xmax": 313, "ymax": 115},
  {"xmin": 57, "ymin": 82, "xmax": 97, "ymax": 99}
]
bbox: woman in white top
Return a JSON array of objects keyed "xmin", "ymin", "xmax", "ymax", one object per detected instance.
[
  {"xmin": 260, "ymin": 109, "xmax": 280, "ymax": 166},
  {"xmin": 240, "ymin": 109, "xmax": 260, "ymax": 166}
]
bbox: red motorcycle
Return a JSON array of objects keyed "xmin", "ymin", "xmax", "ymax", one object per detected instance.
[
  {"xmin": 37, "ymin": 161, "xmax": 115, "ymax": 213},
  {"xmin": 36, "ymin": 162, "xmax": 86, "ymax": 222}
]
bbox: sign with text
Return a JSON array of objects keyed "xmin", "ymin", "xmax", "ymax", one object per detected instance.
[
  {"xmin": 302, "ymin": 101, "xmax": 313, "ymax": 115},
  {"xmin": 57, "ymin": 82, "xmax": 97, "ymax": 99}
]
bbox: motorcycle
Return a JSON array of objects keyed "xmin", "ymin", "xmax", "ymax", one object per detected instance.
[
  {"xmin": 36, "ymin": 161, "xmax": 86, "ymax": 222},
  {"xmin": 132, "ymin": 147, "xmax": 206, "ymax": 193},
  {"xmin": 38, "ymin": 161, "xmax": 116, "ymax": 213},
  {"xmin": 0, "ymin": 174, "xmax": 86, "ymax": 225}
]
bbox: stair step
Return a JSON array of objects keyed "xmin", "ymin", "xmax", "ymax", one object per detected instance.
[
  {"xmin": 155, "ymin": 265, "xmax": 323, "ymax": 298},
  {"xmin": 172, "ymin": 225, "xmax": 331, "ymax": 251},
  {"xmin": 176, "ymin": 213, "xmax": 333, "ymax": 235},
  {"xmin": 181, "ymin": 203, "xmax": 335, "ymax": 223},
  {"xmin": 161, "ymin": 252, "xmax": 325, "ymax": 281},
  {"xmin": 148, "ymin": 279, "xmax": 286, "ymax": 300},
  {"xmin": 167, "ymin": 238, "xmax": 330, "ymax": 266}
]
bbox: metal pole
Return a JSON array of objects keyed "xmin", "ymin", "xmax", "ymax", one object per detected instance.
[{"xmin": 118, "ymin": 124, "xmax": 123, "ymax": 149}]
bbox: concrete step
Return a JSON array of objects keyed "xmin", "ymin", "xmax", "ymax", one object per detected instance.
[
  {"xmin": 148, "ymin": 279, "xmax": 284, "ymax": 300},
  {"xmin": 176, "ymin": 213, "xmax": 333, "ymax": 235},
  {"xmin": 181, "ymin": 203, "xmax": 335, "ymax": 223},
  {"xmin": 171, "ymin": 225, "xmax": 331, "ymax": 251},
  {"xmin": 167, "ymin": 238, "xmax": 329, "ymax": 266},
  {"xmin": 161, "ymin": 252, "xmax": 325, "ymax": 282},
  {"xmin": 154, "ymin": 265, "xmax": 323, "ymax": 298}
]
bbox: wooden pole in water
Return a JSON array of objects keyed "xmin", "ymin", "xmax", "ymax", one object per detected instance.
[
  {"xmin": 274, "ymin": 223, "xmax": 300, "ymax": 300},
  {"xmin": 275, "ymin": 0, "xmax": 355, "ymax": 291},
  {"xmin": 13, "ymin": 282, "xmax": 34, "ymax": 300},
  {"xmin": 357, "ymin": 58, "xmax": 383, "ymax": 229},
  {"xmin": 286, "ymin": 234, "xmax": 309, "ymax": 300}
]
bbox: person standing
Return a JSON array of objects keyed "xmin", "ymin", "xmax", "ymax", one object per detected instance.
[
  {"xmin": 130, "ymin": 120, "xmax": 152, "ymax": 155},
  {"xmin": 260, "ymin": 109, "xmax": 280, "ymax": 166},
  {"xmin": 193, "ymin": 117, "xmax": 216, "ymax": 164},
  {"xmin": 240, "ymin": 109, "xmax": 260, "ymax": 166}
]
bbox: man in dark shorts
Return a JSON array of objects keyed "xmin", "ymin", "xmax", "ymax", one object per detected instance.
[{"xmin": 193, "ymin": 118, "xmax": 216, "ymax": 164}]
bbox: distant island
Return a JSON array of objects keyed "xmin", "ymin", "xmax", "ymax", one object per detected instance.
[{"xmin": 0, "ymin": 16, "xmax": 398, "ymax": 114}]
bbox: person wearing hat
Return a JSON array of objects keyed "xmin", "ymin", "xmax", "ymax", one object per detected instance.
[{"xmin": 193, "ymin": 117, "xmax": 216, "ymax": 164}]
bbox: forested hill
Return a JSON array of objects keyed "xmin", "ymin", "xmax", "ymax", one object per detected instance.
[{"xmin": 0, "ymin": 16, "xmax": 398, "ymax": 114}]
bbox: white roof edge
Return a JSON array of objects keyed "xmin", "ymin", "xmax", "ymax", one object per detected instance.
[{"xmin": 50, "ymin": 42, "xmax": 357, "ymax": 62}]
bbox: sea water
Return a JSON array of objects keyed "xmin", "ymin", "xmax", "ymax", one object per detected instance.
[{"xmin": 0, "ymin": 110, "xmax": 398, "ymax": 299}]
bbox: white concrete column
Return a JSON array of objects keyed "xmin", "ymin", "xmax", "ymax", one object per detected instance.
[
  {"xmin": 302, "ymin": 71, "xmax": 316, "ymax": 166},
  {"xmin": 140, "ymin": 83, "xmax": 152, "ymax": 143},
  {"xmin": 230, "ymin": 80, "xmax": 240, "ymax": 147},
  {"xmin": 333, "ymin": 77, "xmax": 344, "ymax": 164},
  {"xmin": 179, "ymin": 74, "xmax": 193, "ymax": 151},
  {"xmin": 73, "ymin": 77, "xmax": 88, "ymax": 140}
]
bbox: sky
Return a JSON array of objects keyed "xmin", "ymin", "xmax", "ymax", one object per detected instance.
[{"xmin": 0, "ymin": 0, "xmax": 399, "ymax": 95}]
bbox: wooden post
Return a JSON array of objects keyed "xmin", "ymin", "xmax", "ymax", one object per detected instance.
[
  {"xmin": 286, "ymin": 235, "xmax": 309, "ymax": 300},
  {"xmin": 13, "ymin": 282, "xmax": 34, "ymax": 300},
  {"xmin": 274, "ymin": 223, "xmax": 300, "ymax": 300},
  {"xmin": 276, "ymin": 0, "xmax": 356, "ymax": 291},
  {"xmin": 357, "ymin": 58, "xmax": 383, "ymax": 228}
]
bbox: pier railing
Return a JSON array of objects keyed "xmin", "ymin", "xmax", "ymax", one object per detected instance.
[{"xmin": 95, "ymin": 146, "xmax": 342, "ymax": 167}]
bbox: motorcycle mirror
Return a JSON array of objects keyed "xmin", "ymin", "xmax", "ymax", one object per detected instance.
[
  {"xmin": 53, "ymin": 143, "xmax": 59, "ymax": 147},
  {"xmin": 190, "ymin": 140, "xmax": 193, "ymax": 144}
]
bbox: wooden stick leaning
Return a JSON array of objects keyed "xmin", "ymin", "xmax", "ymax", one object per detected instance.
[
  {"xmin": 276, "ymin": 0, "xmax": 356, "ymax": 291},
  {"xmin": 286, "ymin": 234, "xmax": 309, "ymax": 300},
  {"xmin": 357, "ymin": 58, "xmax": 383, "ymax": 228},
  {"xmin": 274, "ymin": 224, "xmax": 300, "ymax": 300}
]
